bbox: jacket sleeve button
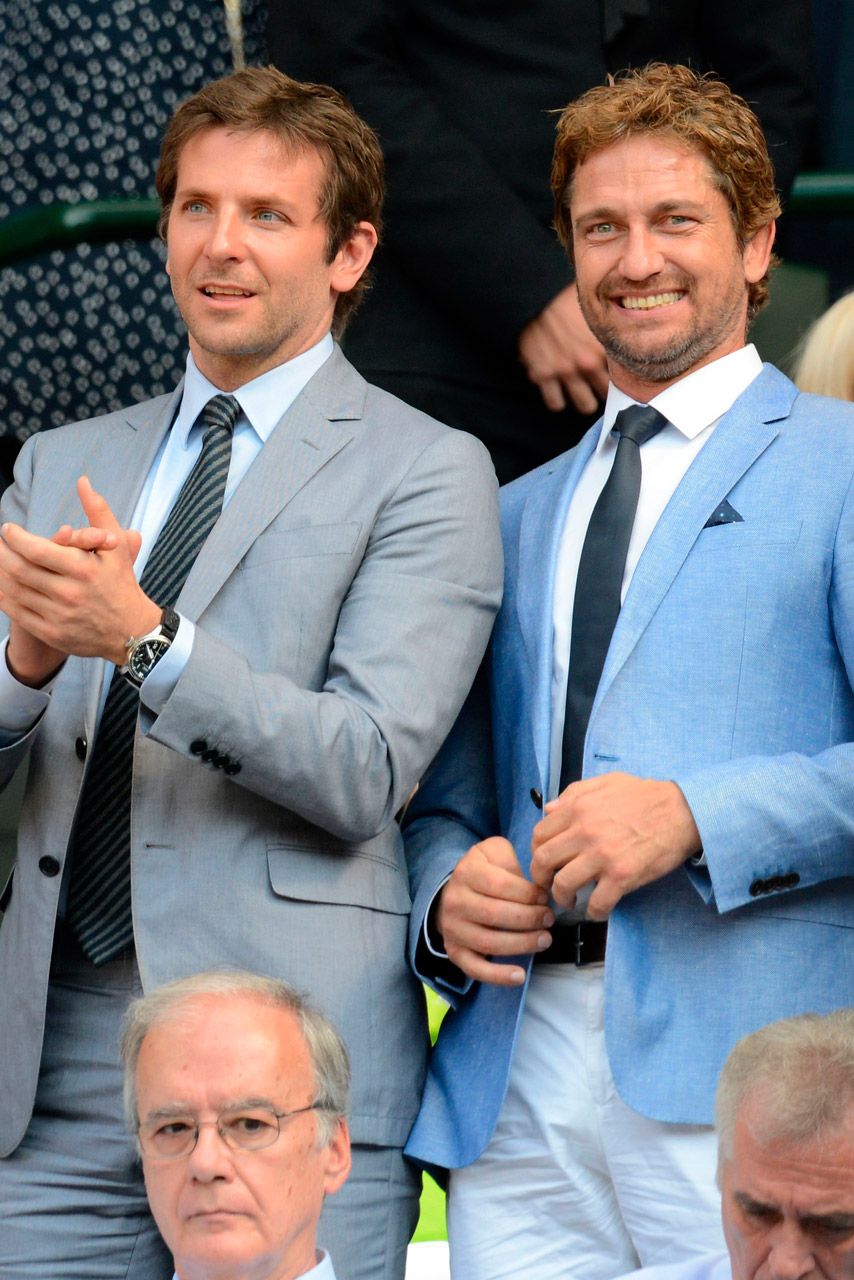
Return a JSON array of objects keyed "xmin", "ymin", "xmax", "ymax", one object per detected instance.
[
  {"xmin": 38, "ymin": 856, "xmax": 61, "ymax": 878},
  {"xmin": 749, "ymin": 879, "xmax": 766, "ymax": 897},
  {"xmin": 224, "ymin": 761, "xmax": 242, "ymax": 776},
  {"xmin": 190, "ymin": 739, "xmax": 207, "ymax": 756}
]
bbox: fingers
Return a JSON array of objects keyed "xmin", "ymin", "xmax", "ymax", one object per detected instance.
[
  {"xmin": 437, "ymin": 837, "xmax": 555, "ymax": 986},
  {"xmin": 445, "ymin": 947, "xmax": 530, "ymax": 988},
  {"xmin": 53, "ymin": 524, "xmax": 120, "ymax": 553},
  {"xmin": 125, "ymin": 528, "xmax": 143, "ymax": 563},
  {"xmin": 537, "ymin": 377, "xmax": 567, "ymax": 413},
  {"xmin": 562, "ymin": 371, "xmax": 602, "ymax": 415},
  {"xmin": 77, "ymin": 475, "xmax": 123, "ymax": 536}
]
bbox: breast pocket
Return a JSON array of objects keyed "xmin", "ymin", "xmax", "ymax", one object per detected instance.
[
  {"xmin": 240, "ymin": 522, "xmax": 362, "ymax": 570},
  {"xmin": 266, "ymin": 844, "xmax": 411, "ymax": 916}
]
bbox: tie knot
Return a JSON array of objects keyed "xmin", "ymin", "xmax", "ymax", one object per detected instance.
[
  {"xmin": 613, "ymin": 404, "xmax": 669, "ymax": 448},
  {"xmin": 200, "ymin": 394, "xmax": 241, "ymax": 436}
]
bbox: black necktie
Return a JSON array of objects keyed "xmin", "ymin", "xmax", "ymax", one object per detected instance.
[
  {"xmin": 65, "ymin": 394, "xmax": 241, "ymax": 964},
  {"xmin": 560, "ymin": 404, "xmax": 668, "ymax": 790}
]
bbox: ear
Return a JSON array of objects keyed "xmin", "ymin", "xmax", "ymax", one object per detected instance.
[
  {"xmin": 321, "ymin": 1117, "xmax": 352, "ymax": 1197},
  {"xmin": 329, "ymin": 222, "xmax": 378, "ymax": 295},
  {"xmin": 743, "ymin": 220, "xmax": 776, "ymax": 283}
]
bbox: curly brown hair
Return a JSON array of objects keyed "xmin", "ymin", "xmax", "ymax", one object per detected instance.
[
  {"xmin": 552, "ymin": 63, "xmax": 780, "ymax": 319},
  {"xmin": 156, "ymin": 66, "xmax": 384, "ymax": 336}
]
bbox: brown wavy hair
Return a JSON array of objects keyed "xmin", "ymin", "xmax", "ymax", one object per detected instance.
[
  {"xmin": 156, "ymin": 66, "xmax": 384, "ymax": 336},
  {"xmin": 552, "ymin": 63, "xmax": 780, "ymax": 319}
]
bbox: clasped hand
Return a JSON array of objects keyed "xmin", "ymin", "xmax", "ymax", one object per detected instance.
[
  {"xmin": 0, "ymin": 476, "xmax": 157, "ymax": 685},
  {"xmin": 435, "ymin": 773, "xmax": 700, "ymax": 986}
]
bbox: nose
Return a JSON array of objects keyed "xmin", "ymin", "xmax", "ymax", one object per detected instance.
[
  {"xmin": 619, "ymin": 225, "xmax": 665, "ymax": 281},
  {"xmin": 766, "ymin": 1223, "xmax": 816, "ymax": 1280},
  {"xmin": 204, "ymin": 210, "xmax": 246, "ymax": 263},
  {"xmin": 186, "ymin": 1121, "xmax": 233, "ymax": 1184}
]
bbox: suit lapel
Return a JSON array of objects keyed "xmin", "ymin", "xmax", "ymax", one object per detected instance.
[
  {"xmin": 175, "ymin": 347, "xmax": 361, "ymax": 618},
  {"xmin": 77, "ymin": 386, "xmax": 183, "ymax": 726},
  {"xmin": 84, "ymin": 386, "xmax": 183, "ymax": 525},
  {"xmin": 516, "ymin": 428, "xmax": 599, "ymax": 784},
  {"xmin": 596, "ymin": 365, "xmax": 797, "ymax": 704}
]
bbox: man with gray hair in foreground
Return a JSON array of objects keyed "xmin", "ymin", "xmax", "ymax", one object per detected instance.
[
  {"xmin": 617, "ymin": 1009, "xmax": 854, "ymax": 1280},
  {"xmin": 120, "ymin": 970, "xmax": 351, "ymax": 1280}
]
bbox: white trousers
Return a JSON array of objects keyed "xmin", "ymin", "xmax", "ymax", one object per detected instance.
[{"xmin": 447, "ymin": 965, "xmax": 724, "ymax": 1280}]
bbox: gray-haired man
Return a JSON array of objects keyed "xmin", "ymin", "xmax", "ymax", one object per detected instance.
[
  {"xmin": 120, "ymin": 970, "xmax": 351, "ymax": 1280},
  {"xmin": 617, "ymin": 1009, "xmax": 854, "ymax": 1280}
]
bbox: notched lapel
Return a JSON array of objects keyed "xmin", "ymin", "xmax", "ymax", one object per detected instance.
[
  {"xmin": 175, "ymin": 349, "xmax": 362, "ymax": 617},
  {"xmin": 596, "ymin": 366, "xmax": 794, "ymax": 702}
]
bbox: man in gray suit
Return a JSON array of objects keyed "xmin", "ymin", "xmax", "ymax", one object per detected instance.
[{"xmin": 0, "ymin": 67, "xmax": 502, "ymax": 1280}]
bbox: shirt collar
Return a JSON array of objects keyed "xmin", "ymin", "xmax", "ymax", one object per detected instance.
[
  {"xmin": 173, "ymin": 333, "xmax": 335, "ymax": 448},
  {"xmin": 172, "ymin": 1246, "xmax": 335, "ymax": 1280},
  {"xmin": 597, "ymin": 344, "xmax": 763, "ymax": 453}
]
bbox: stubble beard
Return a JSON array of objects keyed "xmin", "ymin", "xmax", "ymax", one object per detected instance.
[{"xmin": 578, "ymin": 275, "xmax": 749, "ymax": 385}]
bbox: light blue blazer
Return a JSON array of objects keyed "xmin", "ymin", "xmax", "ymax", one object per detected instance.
[{"xmin": 404, "ymin": 364, "xmax": 854, "ymax": 1172}]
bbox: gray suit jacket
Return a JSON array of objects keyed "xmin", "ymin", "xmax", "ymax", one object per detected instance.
[{"xmin": 0, "ymin": 346, "xmax": 503, "ymax": 1154}]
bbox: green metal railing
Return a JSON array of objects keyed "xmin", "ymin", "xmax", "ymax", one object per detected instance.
[
  {"xmin": 0, "ymin": 173, "xmax": 852, "ymax": 268},
  {"xmin": 0, "ymin": 197, "xmax": 160, "ymax": 266}
]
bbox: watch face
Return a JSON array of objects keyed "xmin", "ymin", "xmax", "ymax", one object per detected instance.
[{"xmin": 128, "ymin": 637, "xmax": 171, "ymax": 681}]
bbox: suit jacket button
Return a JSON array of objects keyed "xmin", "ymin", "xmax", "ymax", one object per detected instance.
[
  {"xmin": 75, "ymin": 737, "xmax": 87, "ymax": 761},
  {"xmin": 38, "ymin": 856, "xmax": 61, "ymax": 878},
  {"xmin": 224, "ymin": 761, "xmax": 242, "ymax": 776},
  {"xmin": 190, "ymin": 739, "xmax": 208, "ymax": 756},
  {"xmin": 530, "ymin": 788, "xmax": 543, "ymax": 810},
  {"xmin": 749, "ymin": 879, "xmax": 766, "ymax": 897}
]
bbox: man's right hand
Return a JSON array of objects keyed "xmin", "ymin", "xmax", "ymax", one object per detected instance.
[
  {"xmin": 436, "ymin": 836, "xmax": 555, "ymax": 986},
  {"xmin": 518, "ymin": 284, "xmax": 609, "ymax": 415},
  {"xmin": 2, "ymin": 492, "xmax": 138, "ymax": 689}
]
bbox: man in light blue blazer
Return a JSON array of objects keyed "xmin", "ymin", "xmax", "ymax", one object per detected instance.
[
  {"xmin": 404, "ymin": 63, "xmax": 854, "ymax": 1280},
  {"xmin": 0, "ymin": 69, "xmax": 502, "ymax": 1279}
]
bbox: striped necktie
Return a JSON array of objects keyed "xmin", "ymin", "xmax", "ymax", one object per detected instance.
[{"xmin": 65, "ymin": 394, "xmax": 241, "ymax": 964}]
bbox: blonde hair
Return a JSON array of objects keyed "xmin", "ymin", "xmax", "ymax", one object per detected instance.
[{"xmin": 792, "ymin": 291, "xmax": 854, "ymax": 401}]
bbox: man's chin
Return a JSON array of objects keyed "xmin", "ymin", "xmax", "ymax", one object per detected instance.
[{"xmin": 596, "ymin": 331, "xmax": 714, "ymax": 385}]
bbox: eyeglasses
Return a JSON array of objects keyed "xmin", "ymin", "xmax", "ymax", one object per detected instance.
[{"xmin": 138, "ymin": 1104, "xmax": 327, "ymax": 1159}]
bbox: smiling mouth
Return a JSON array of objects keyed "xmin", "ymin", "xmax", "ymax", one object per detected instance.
[
  {"xmin": 201, "ymin": 286, "xmax": 254, "ymax": 298},
  {"xmin": 618, "ymin": 291, "xmax": 685, "ymax": 310}
]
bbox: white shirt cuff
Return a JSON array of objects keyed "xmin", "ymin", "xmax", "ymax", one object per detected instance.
[{"xmin": 139, "ymin": 616, "xmax": 195, "ymax": 715}]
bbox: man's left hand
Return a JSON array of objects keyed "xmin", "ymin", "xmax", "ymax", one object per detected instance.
[
  {"xmin": 0, "ymin": 476, "xmax": 157, "ymax": 667},
  {"xmin": 530, "ymin": 773, "xmax": 701, "ymax": 919}
]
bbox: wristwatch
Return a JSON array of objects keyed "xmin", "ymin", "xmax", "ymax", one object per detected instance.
[{"xmin": 120, "ymin": 606, "xmax": 180, "ymax": 688}]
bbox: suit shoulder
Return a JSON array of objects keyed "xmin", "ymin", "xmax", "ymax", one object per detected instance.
[
  {"xmin": 785, "ymin": 388, "xmax": 854, "ymax": 433},
  {"xmin": 499, "ymin": 438, "xmax": 587, "ymax": 515},
  {"xmin": 28, "ymin": 391, "xmax": 177, "ymax": 455},
  {"xmin": 359, "ymin": 379, "xmax": 497, "ymax": 472}
]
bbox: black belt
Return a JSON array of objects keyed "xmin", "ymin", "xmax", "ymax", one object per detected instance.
[{"xmin": 532, "ymin": 921, "xmax": 607, "ymax": 966}]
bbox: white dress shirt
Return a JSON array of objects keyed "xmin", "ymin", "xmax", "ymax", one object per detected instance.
[
  {"xmin": 172, "ymin": 1246, "xmax": 338, "ymax": 1280},
  {"xmin": 0, "ymin": 333, "xmax": 334, "ymax": 732},
  {"xmin": 548, "ymin": 344, "xmax": 763, "ymax": 796}
]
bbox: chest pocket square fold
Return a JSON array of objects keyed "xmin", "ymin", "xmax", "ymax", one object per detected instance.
[{"xmin": 704, "ymin": 499, "xmax": 744, "ymax": 528}]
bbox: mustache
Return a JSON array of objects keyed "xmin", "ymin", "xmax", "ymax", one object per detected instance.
[{"xmin": 600, "ymin": 275, "xmax": 691, "ymax": 296}]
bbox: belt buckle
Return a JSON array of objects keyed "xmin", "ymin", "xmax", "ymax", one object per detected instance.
[{"xmin": 574, "ymin": 924, "xmax": 585, "ymax": 966}]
